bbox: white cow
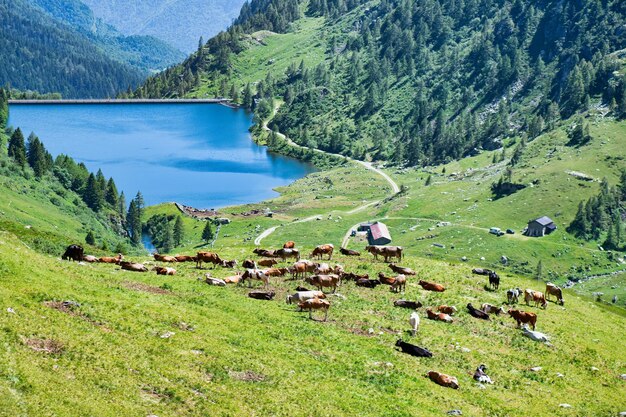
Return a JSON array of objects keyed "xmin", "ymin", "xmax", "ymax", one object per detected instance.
[{"xmin": 409, "ymin": 311, "xmax": 420, "ymax": 336}]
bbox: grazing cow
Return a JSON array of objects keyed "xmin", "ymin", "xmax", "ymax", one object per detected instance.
[
  {"xmin": 82, "ymin": 255, "xmax": 97, "ymax": 263},
  {"xmin": 419, "ymin": 280, "xmax": 446, "ymax": 292},
  {"xmin": 119, "ymin": 261, "xmax": 147, "ymax": 272},
  {"xmin": 507, "ymin": 288, "xmax": 522, "ymax": 304},
  {"xmin": 196, "ymin": 252, "xmax": 223, "ymax": 269},
  {"xmin": 154, "ymin": 254, "xmax": 178, "ymax": 263},
  {"xmin": 314, "ymin": 263, "xmax": 332, "ymax": 275},
  {"xmin": 481, "ymin": 303, "xmax": 505, "ymax": 315},
  {"xmin": 342, "ymin": 272, "xmax": 369, "ymax": 282},
  {"xmin": 508, "ymin": 309, "xmax": 537, "ymax": 330},
  {"xmin": 248, "ymin": 290, "xmax": 275, "ymax": 300},
  {"xmin": 428, "ymin": 371, "xmax": 459, "ymax": 389},
  {"xmin": 409, "ymin": 312, "xmax": 420, "ymax": 336},
  {"xmin": 340, "ymin": 247, "xmax": 360, "ymax": 256},
  {"xmin": 175, "ymin": 255, "xmax": 197, "ymax": 263},
  {"xmin": 366, "ymin": 246, "xmax": 403, "ymax": 262},
  {"xmin": 242, "ymin": 259, "xmax": 257, "ymax": 269},
  {"xmin": 365, "ymin": 245, "xmax": 384, "ymax": 260},
  {"xmin": 391, "ymin": 275, "xmax": 407, "ymax": 293},
  {"xmin": 426, "ymin": 309, "xmax": 453, "ymax": 323},
  {"xmin": 205, "ymin": 276, "xmax": 226, "ymax": 286},
  {"xmin": 306, "ymin": 274, "xmax": 340, "ymax": 293},
  {"xmin": 467, "ymin": 303, "xmax": 490, "ymax": 320},
  {"xmin": 473, "ymin": 364, "xmax": 493, "ymax": 384},
  {"xmin": 436, "ymin": 305, "xmax": 457, "ymax": 315},
  {"xmin": 298, "ymin": 298, "xmax": 330, "ymax": 321},
  {"xmin": 221, "ymin": 259, "xmax": 237, "ymax": 268},
  {"xmin": 223, "ymin": 273, "xmax": 242, "ymax": 284},
  {"xmin": 283, "ymin": 241, "xmax": 296, "ymax": 249},
  {"xmin": 257, "ymin": 259, "xmax": 278, "ymax": 267},
  {"xmin": 394, "ymin": 300, "xmax": 423, "ymax": 309},
  {"xmin": 521, "ymin": 325, "xmax": 550, "ymax": 342},
  {"xmin": 356, "ymin": 278, "xmax": 382, "ymax": 288},
  {"xmin": 286, "ymin": 291, "xmax": 326, "ymax": 307},
  {"xmin": 276, "ymin": 248, "xmax": 300, "ymax": 261},
  {"xmin": 290, "ymin": 260, "xmax": 316, "ymax": 279},
  {"xmin": 545, "ymin": 283, "xmax": 564, "ymax": 305},
  {"xmin": 488, "ymin": 272, "xmax": 500, "ymax": 290},
  {"xmin": 154, "ymin": 266, "xmax": 176, "ymax": 276},
  {"xmin": 263, "ymin": 267, "xmax": 289, "ymax": 277},
  {"xmin": 472, "ymin": 268, "xmax": 493, "ymax": 276},
  {"xmin": 99, "ymin": 253, "xmax": 123, "ymax": 264},
  {"xmin": 389, "ymin": 264, "xmax": 416, "ymax": 276},
  {"xmin": 532, "ymin": 291, "xmax": 547, "ymax": 309},
  {"xmin": 240, "ymin": 269, "xmax": 270, "ymax": 288},
  {"xmin": 253, "ymin": 248, "xmax": 274, "ymax": 257},
  {"xmin": 395, "ymin": 339, "xmax": 432, "ymax": 357},
  {"xmin": 62, "ymin": 245, "xmax": 84, "ymax": 262},
  {"xmin": 310, "ymin": 244, "xmax": 334, "ymax": 260}
]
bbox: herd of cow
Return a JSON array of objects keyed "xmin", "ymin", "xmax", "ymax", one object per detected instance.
[{"xmin": 61, "ymin": 241, "xmax": 566, "ymax": 390}]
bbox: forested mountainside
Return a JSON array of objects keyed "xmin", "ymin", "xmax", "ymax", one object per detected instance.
[
  {"xmin": 134, "ymin": 0, "xmax": 626, "ymax": 166},
  {"xmin": 0, "ymin": 0, "xmax": 144, "ymax": 98},
  {"xmin": 81, "ymin": 0, "xmax": 247, "ymax": 53},
  {"xmin": 29, "ymin": 0, "xmax": 185, "ymax": 74}
]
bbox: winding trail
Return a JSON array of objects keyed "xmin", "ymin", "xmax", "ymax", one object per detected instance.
[{"xmin": 254, "ymin": 107, "xmax": 400, "ymax": 246}]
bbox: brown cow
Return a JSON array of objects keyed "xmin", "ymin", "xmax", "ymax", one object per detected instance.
[
  {"xmin": 419, "ymin": 280, "xmax": 445, "ymax": 292},
  {"xmin": 342, "ymin": 272, "xmax": 369, "ymax": 282},
  {"xmin": 220, "ymin": 259, "xmax": 237, "ymax": 268},
  {"xmin": 436, "ymin": 305, "xmax": 457, "ymax": 315},
  {"xmin": 99, "ymin": 253, "xmax": 123, "ymax": 264},
  {"xmin": 305, "ymin": 274, "xmax": 340, "ymax": 293},
  {"xmin": 366, "ymin": 245, "xmax": 403, "ymax": 262},
  {"xmin": 154, "ymin": 254, "xmax": 178, "ymax": 263},
  {"xmin": 298, "ymin": 298, "xmax": 330, "ymax": 321},
  {"xmin": 196, "ymin": 251, "xmax": 223, "ymax": 269},
  {"xmin": 82, "ymin": 255, "xmax": 98, "ymax": 263},
  {"xmin": 378, "ymin": 272, "xmax": 396, "ymax": 286},
  {"xmin": 389, "ymin": 263, "xmax": 416, "ymax": 275},
  {"xmin": 310, "ymin": 244, "xmax": 334, "ymax": 260},
  {"xmin": 154, "ymin": 266, "xmax": 176, "ymax": 276},
  {"xmin": 174, "ymin": 255, "xmax": 197, "ymax": 263},
  {"xmin": 314, "ymin": 263, "xmax": 332, "ymax": 275},
  {"xmin": 525, "ymin": 289, "xmax": 547, "ymax": 309},
  {"xmin": 242, "ymin": 259, "xmax": 257, "ymax": 269},
  {"xmin": 258, "ymin": 258, "xmax": 278, "ymax": 267},
  {"xmin": 426, "ymin": 309, "xmax": 453, "ymax": 323},
  {"xmin": 391, "ymin": 275, "xmax": 406, "ymax": 293},
  {"xmin": 545, "ymin": 283, "xmax": 564, "ymax": 305},
  {"xmin": 263, "ymin": 267, "xmax": 289, "ymax": 277},
  {"xmin": 283, "ymin": 241, "xmax": 296, "ymax": 249},
  {"xmin": 253, "ymin": 248, "xmax": 274, "ymax": 257},
  {"xmin": 340, "ymin": 247, "xmax": 360, "ymax": 256},
  {"xmin": 365, "ymin": 245, "xmax": 385, "ymax": 260},
  {"xmin": 120, "ymin": 261, "xmax": 147, "ymax": 272},
  {"xmin": 290, "ymin": 260, "xmax": 315, "ymax": 279},
  {"xmin": 223, "ymin": 273, "xmax": 242, "ymax": 284},
  {"xmin": 508, "ymin": 309, "xmax": 537, "ymax": 330},
  {"xmin": 428, "ymin": 371, "xmax": 459, "ymax": 389}
]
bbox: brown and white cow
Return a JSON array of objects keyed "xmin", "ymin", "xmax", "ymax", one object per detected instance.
[
  {"xmin": 545, "ymin": 282, "xmax": 564, "ymax": 305},
  {"xmin": 283, "ymin": 241, "xmax": 296, "ymax": 249},
  {"xmin": 419, "ymin": 280, "xmax": 445, "ymax": 292},
  {"xmin": 298, "ymin": 298, "xmax": 330, "ymax": 321},
  {"xmin": 240, "ymin": 269, "xmax": 269, "ymax": 288},
  {"xmin": 196, "ymin": 251, "xmax": 223, "ymax": 269},
  {"xmin": 99, "ymin": 253, "xmax": 123, "ymax": 264},
  {"xmin": 426, "ymin": 309, "xmax": 453, "ymax": 323},
  {"xmin": 428, "ymin": 371, "xmax": 459, "ymax": 389},
  {"xmin": 276, "ymin": 248, "xmax": 300, "ymax": 261},
  {"xmin": 436, "ymin": 305, "xmax": 457, "ymax": 315},
  {"xmin": 257, "ymin": 258, "xmax": 278, "ymax": 267},
  {"xmin": 508, "ymin": 309, "xmax": 537, "ymax": 330},
  {"xmin": 120, "ymin": 261, "xmax": 147, "ymax": 272},
  {"xmin": 305, "ymin": 274, "xmax": 340, "ymax": 293},
  {"xmin": 481, "ymin": 303, "xmax": 505, "ymax": 315},
  {"xmin": 154, "ymin": 253, "xmax": 178, "ymax": 263},
  {"xmin": 154, "ymin": 266, "xmax": 176, "ymax": 276}
]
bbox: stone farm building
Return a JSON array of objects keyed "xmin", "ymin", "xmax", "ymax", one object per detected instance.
[
  {"xmin": 359, "ymin": 221, "xmax": 392, "ymax": 245},
  {"xmin": 524, "ymin": 216, "xmax": 557, "ymax": 237}
]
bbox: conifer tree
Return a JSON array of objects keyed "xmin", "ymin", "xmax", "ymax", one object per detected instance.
[
  {"xmin": 83, "ymin": 173, "xmax": 103, "ymax": 211},
  {"xmin": 202, "ymin": 221, "xmax": 214, "ymax": 243},
  {"xmin": 162, "ymin": 222, "xmax": 174, "ymax": 253},
  {"xmin": 242, "ymin": 83, "xmax": 253, "ymax": 109},
  {"xmin": 134, "ymin": 191, "xmax": 145, "ymax": 218},
  {"xmin": 85, "ymin": 231, "xmax": 96, "ymax": 246},
  {"xmin": 127, "ymin": 199, "xmax": 141, "ymax": 245},
  {"xmin": 8, "ymin": 128, "xmax": 27, "ymax": 167},
  {"xmin": 27, "ymin": 133, "xmax": 50, "ymax": 177},
  {"xmin": 105, "ymin": 178, "xmax": 119, "ymax": 207},
  {"xmin": 173, "ymin": 216, "xmax": 184, "ymax": 246}
]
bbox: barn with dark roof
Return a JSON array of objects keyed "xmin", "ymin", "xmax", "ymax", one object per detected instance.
[{"xmin": 524, "ymin": 216, "xmax": 557, "ymax": 237}]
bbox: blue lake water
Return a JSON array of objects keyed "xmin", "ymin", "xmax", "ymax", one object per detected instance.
[{"xmin": 8, "ymin": 103, "xmax": 315, "ymax": 208}]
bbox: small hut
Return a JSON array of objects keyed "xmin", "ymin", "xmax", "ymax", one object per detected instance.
[
  {"xmin": 524, "ymin": 216, "xmax": 557, "ymax": 237},
  {"xmin": 367, "ymin": 222, "xmax": 392, "ymax": 245}
]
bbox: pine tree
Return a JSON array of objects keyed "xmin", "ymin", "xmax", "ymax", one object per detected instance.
[
  {"xmin": 85, "ymin": 231, "xmax": 96, "ymax": 245},
  {"xmin": 8, "ymin": 128, "xmax": 27, "ymax": 167},
  {"xmin": 83, "ymin": 173, "xmax": 103, "ymax": 211},
  {"xmin": 105, "ymin": 178, "xmax": 119, "ymax": 207},
  {"xmin": 162, "ymin": 222, "xmax": 174, "ymax": 253},
  {"xmin": 242, "ymin": 83, "xmax": 253, "ymax": 109},
  {"xmin": 425, "ymin": 175, "xmax": 432, "ymax": 186},
  {"xmin": 0, "ymin": 88, "xmax": 8, "ymax": 130},
  {"xmin": 604, "ymin": 222, "xmax": 617, "ymax": 250},
  {"xmin": 202, "ymin": 221, "xmax": 214, "ymax": 243},
  {"xmin": 619, "ymin": 169, "xmax": 626, "ymax": 202},
  {"xmin": 127, "ymin": 200, "xmax": 141, "ymax": 245},
  {"xmin": 134, "ymin": 191, "xmax": 145, "ymax": 218},
  {"xmin": 535, "ymin": 260, "xmax": 543, "ymax": 281},
  {"xmin": 173, "ymin": 216, "xmax": 184, "ymax": 246},
  {"xmin": 27, "ymin": 133, "xmax": 50, "ymax": 177},
  {"xmin": 118, "ymin": 192, "xmax": 127, "ymax": 222}
]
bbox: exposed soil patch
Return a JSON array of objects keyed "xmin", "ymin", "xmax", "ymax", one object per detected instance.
[
  {"xmin": 44, "ymin": 300, "xmax": 108, "ymax": 330},
  {"xmin": 122, "ymin": 281, "xmax": 172, "ymax": 295},
  {"xmin": 228, "ymin": 370, "xmax": 266, "ymax": 382},
  {"xmin": 22, "ymin": 336, "xmax": 64, "ymax": 354}
]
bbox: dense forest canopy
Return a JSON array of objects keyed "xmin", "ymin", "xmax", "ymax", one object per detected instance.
[{"xmin": 134, "ymin": 0, "xmax": 626, "ymax": 166}]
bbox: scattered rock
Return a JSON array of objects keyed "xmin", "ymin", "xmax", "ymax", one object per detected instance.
[
  {"xmin": 559, "ymin": 404, "xmax": 572, "ymax": 408},
  {"xmin": 590, "ymin": 366, "xmax": 599, "ymax": 372},
  {"xmin": 480, "ymin": 257, "xmax": 485, "ymax": 261},
  {"xmin": 556, "ymin": 373, "xmax": 564, "ymax": 378},
  {"xmin": 446, "ymin": 410, "xmax": 462, "ymax": 416},
  {"xmin": 7, "ymin": 307, "xmax": 15, "ymax": 314},
  {"xmin": 461, "ymin": 347, "xmax": 471, "ymax": 353},
  {"xmin": 619, "ymin": 412, "xmax": 626, "ymax": 417},
  {"xmin": 160, "ymin": 331, "xmax": 175, "ymax": 339},
  {"xmin": 529, "ymin": 367, "xmax": 542, "ymax": 372},
  {"xmin": 619, "ymin": 374, "xmax": 626, "ymax": 380},
  {"xmin": 500, "ymin": 256, "xmax": 508, "ymax": 265},
  {"xmin": 368, "ymin": 328, "xmax": 375, "ymax": 334},
  {"xmin": 461, "ymin": 256, "xmax": 468, "ymax": 262}
]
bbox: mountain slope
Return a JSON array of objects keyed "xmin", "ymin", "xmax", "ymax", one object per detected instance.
[
  {"xmin": 28, "ymin": 0, "xmax": 185, "ymax": 74},
  {"xmin": 81, "ymin": 0, "xmax": 247, "ymax": 53},
  {"xmin": 0, "ymin": 0, "xmax": 144, "ymax": 98},
  {"xmin": 136, "ymin": 0, "xmax": 626, "ymax": 165}
]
